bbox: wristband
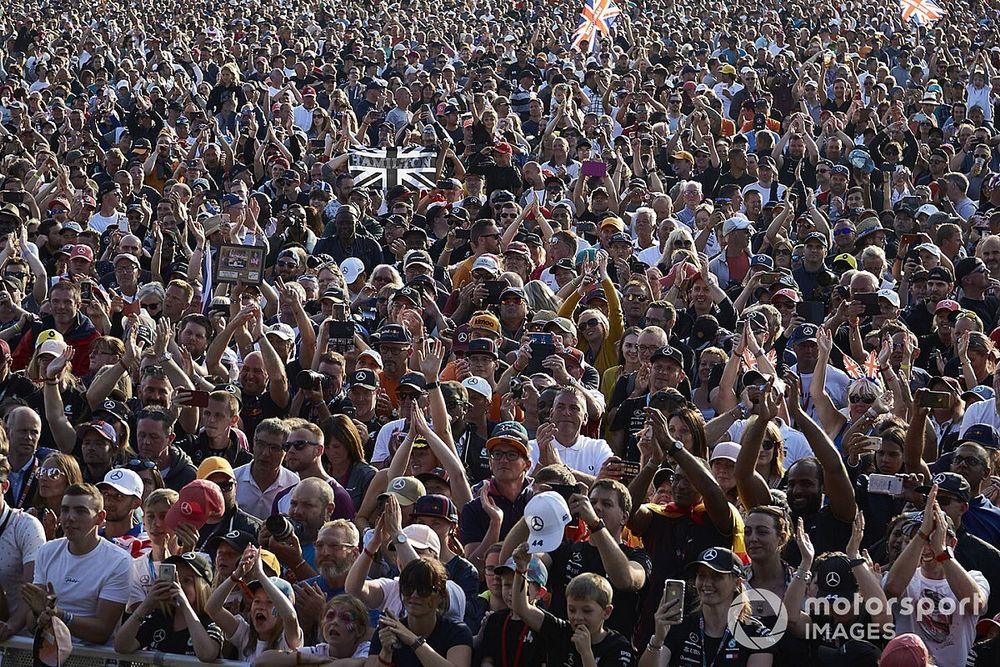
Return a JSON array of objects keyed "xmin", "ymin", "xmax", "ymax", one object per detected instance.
[
  {"xmin": 363, "ymin": 547, "xmax": 378, "ymax": 560},
  {"xmin": 647, "ymin": 640, "xmax": 664, "ymax": 652},
  {"xmin": 588, "ymin": 520, "xmax": 607, "ymax": 534},
  {"xmin": 424, "ymin": 381, "xmax": 440, "ymax": 391},
  {"xmin": 849, "ymin": 558, "xmax": 866, "ymax": 568}
]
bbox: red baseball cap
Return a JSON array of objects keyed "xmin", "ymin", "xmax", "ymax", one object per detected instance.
[
  {"xmin": 69, "ymin": 245, "xmax": 94, "ymax": 263},
  {"xmin": 494, "ymin": 142, "xmax": 513, "ymax": 154},
  {"xmin": 772, "ymin": 289, "xmax": 801, "ymax": 303},
  {"xmin": 165, "ymin": 480, "xmax": 225, "ymax": 531},
  {"xmin": 935, "ymin": 299, "xmax": 961, "ymax": 312},
  {"xmin": 302, "ymin": 86, "xmax": 317, "ymax": 96}
]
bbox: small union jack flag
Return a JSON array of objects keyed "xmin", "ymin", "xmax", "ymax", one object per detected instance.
[
  {"xmin": 863, "ymin": 350, "xmax": 881, "ymax": 381},
  {"xmin": 900, "ymin": 0, "xmax": 946, "ymax": 23},
  {"xmin": 571, "ymin": 0, "xmax": 621, "ymax": 52},
  {"xmin": 842, "ymin": 355, "xmax": 864, "ymax": 380},
  {"xmin": 741, "ymin": 348, "xmax": 758, "ymax": 372}
]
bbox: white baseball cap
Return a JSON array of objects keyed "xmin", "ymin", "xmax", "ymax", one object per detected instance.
[
  {"xmin": 710, "ymin": 441, "xmax": 741, "ymax": 463},
  {"xmin": 358, "ymin": 349, "xmax": 383, "ymax": 368},
  {"xmin": 462, "ymin": 376, "xmax": 493, "ymax": 401},
  {"xmin": 340, "ymin": 257, "xmax": 366, "ymax": 284},
  {"xmin": 97, "ymin": 468, "xmax": 144, "ymax": 499},
  {"xmin": 916, "ymin": 204, "xmax": 939, "ymax": 218},
  {"xmin": 524, "ymin": 491, "xmax": 572, "ymax": 552},
  {"xmin": 403, "ymin": 524, "xmax": 441, "ymax": 555}
]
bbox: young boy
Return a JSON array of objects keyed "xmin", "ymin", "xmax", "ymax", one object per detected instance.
[
  {"xmin": 510, "ymin": 542, "xmax": 638, "ymax": 667},
  {"xmin": 477, "ymin": 554, "xmax": 549, "ymax": 667}
]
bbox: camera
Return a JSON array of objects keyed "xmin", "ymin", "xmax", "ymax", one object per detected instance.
[
  {"xmin": 265, "ymin": 514, "xmax": 297, "ymax": 541},
  {"xmin": 296, "ymin": 370, "xmax": 326, "ymax": 391}
]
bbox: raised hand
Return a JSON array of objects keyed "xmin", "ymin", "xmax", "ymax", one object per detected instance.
[{"xmin": 43, "ymin": 346, "xmax": 75, "ymax": 381}]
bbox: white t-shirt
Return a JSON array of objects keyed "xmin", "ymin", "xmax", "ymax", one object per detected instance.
[
  {"xmin": 372, "ymin": 577, "xmax": 466, "ymax": 623},
  {"xmin": 87, "ymin": 210, "xmax": 128, "ymax": 235},
  {"xmin": 727, "ymin": 418, "xmax": 812, "ymax": 467},
  {"xmin": 892, "ymin": 568, "xmax": 988, "ymax": 666},
  {"xmin": 528, "ymin": 435, "xmax": 614, "ymax": 477},
  {"xmin": 231, "ymin": 615, "xmax": 295, "ymax": 661},
  {"xmin": 0, "ymin": 506, "xmax": 46, "ymax": 616},
  {"xmin": 33, "ymin": 536, "xmax": 132, "ymax": 631},
  {"xmin": 128, "ymin": 553, "xmax": 161, "ymax": 610},
  {"xmin": 742, "ymin": 181, "xmax": 787, "ymax": 206},
  {"xmin": 959, "ymin": 400, "xmax": 1000, "ymax": 436},
  {"xmin": 792, "ymin": 365, "xmax": 851, "ymax": 420},
  {"xmin": 371, "ymin": 417, "xmax": 408, "ymax": 464}
]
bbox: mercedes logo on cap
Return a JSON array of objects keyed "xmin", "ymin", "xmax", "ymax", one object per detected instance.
[
  {"xmin": 110, "ymin": 470, "xmax": 123, "ymax": 480},
  {"xmin": 181, "ymin": 502, "xmax": 193, "ymax": 515},
  {"xmin": 825, "ymin": 572, "xmax": 841, "ymax": 588}
]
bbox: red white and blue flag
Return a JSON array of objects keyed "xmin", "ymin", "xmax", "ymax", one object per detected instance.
[
  {"xmin": 571, "ymin": 0, "xmax": 621, "ymax": 51},
  {"xmin": 900, "ymin": 0, "xmax": 946, "ymax": 23}
]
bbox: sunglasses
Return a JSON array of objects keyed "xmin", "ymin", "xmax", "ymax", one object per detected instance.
[
  {"xmin": 954, "ymin": 454, "xmax": 985, "ymax": 467},
  {"xmin": 123, "ymin": 459, "xmax": 157, "ymax": 469},
  {"xmin": 849, "ymin": 395, "xmax": 875, "ymax": 404},
  {"xmin": 489, "ymin": 450, "xmax": 523, "ymax": 461},
  {"xmin": 673, "ymin": 240, "xmax": 693, "ymax": 247},
  {"xmin": 38, "ymin": 467, "xmax": 65, "ymax": 478},
  {"xmin": 624, "ymin": 293, "xmax": 647, "ymax": 302},
  {"xmin": 762, "ymin": 440, "xmax": 778, "ymax": 451},
  {"xmin": 578, "ymin": 317, "xmax": 601, "ymax": 330},
  {"xmin": 214, "ymin": 480, "xmax": 236, "ymax": 492},
  {"xmin": 284, "ymin": 439, "xmax": 319, "ymax": 451}
]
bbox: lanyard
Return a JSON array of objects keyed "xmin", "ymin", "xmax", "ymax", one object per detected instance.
[
  {"xmin": 14, "ymin": 460, "xmax": 38, "ymax": 509},
  {"xmin": 147, "ymin": 554, "xmax": 156, "ymax": 581},
  {"xmin": 500, "ymin": 614, "xmax": 529, "ymax": 667},
  {"xmin": 699, "ymin": 616, "xmax": 731, "ymax": 667}
]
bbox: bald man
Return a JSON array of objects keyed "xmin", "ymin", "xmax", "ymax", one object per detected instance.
[{"xmin": 4, "ymin": 407, "xmax": 54, "ymax": 509}]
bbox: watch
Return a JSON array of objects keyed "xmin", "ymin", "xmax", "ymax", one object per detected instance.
[
  {"xmin": 395, "ymin": 532, "xmax": 409, "ymax": 545},
  {"xmin": 734, "ymin": 404, "xmax": 749, "ymax": 419},
  {"xmin": 589, "ymin": 520, "xmax": 607, "ymax": 534},
  {"xmin": 668, "ymin": 440, "xmax": 684, "ymax": 456},
  {"xmin": 934, "ymin": 547, "xmax": 954, "ymax": 562}
]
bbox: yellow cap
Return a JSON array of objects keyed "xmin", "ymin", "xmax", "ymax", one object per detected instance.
[
  {"xmin": 196, "ymin": 456, "xmax": 235, "ymax": 481},
  {"xmin": 35, "ymin": 329, "xmax": 64, "ymax": 348}
]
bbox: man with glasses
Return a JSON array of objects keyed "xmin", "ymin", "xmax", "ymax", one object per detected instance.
[
  {"xmin": 135, "ymin": 408, "xmax": 197, "ymax": 492},
  {"xmin": 234, "ymin": 418, "xmax": 297, "ymax": 521},
  {"xmin": 449, "ymin": 219, "xmax": 504, "ymax": 290},
  {"xmin": 372, "ymin": 371, "xmax": 429, "ymax": 466},
  {"xmin": 371, "ymin": 323, "xmax": 413, "ymax": 408},
  {"xmin": 294, "ymin": 519, "xmax": 363, "ymax": 641},
  {"xmin": 193, "ymin": 456, "xmax": 262, "ymax": 551},
  {"xmin": 272, "ymin": 419, "xmax": 355, "ymax": 521}
]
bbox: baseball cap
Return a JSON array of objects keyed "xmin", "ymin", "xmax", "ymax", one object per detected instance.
[
  {"xmin": 789, "ymin": 323, "xmax": 819, "ymax": 346},
  {"xmin": 470, "ymin": 311, "xmax": 501, "ymax": 335},
  {"xmin": 650, "ymin": 345, "xmax": 684, "ymax": 367},
  {"xmin": 803, "ymin": 231, "xmax": 829, "ymax": 246},
  {"xmin": 411, "ymin": 494, "xmax": 458, "ymax": 523},
  {"xmin": 710, "ymin": 442, "xmax": 741, "ymax": 463},
  {"xmin": 958, "ymin": 424, "xmax": 1000, "ymax": 450},
  {"xmin": 472, "ymin": 255, "xmax": 501, "ymax": 276},
  {"xmin": 402, "ymin": 524, "xmax": 441, "ymax": 554},
  {"xmin": 340, "ymin": 257, "xmax": 365, "ymax": 284},
  {"xmin": 877, "ymin": 289, "xmax": 901, "ymax": 308},
  {"xmin": 97, "ymin": 468, "xmax": 143, "ymax": 498},
  {"xmin": 772, "ymin": 289, "xmax": 800, "ymax": 303},
  {"xmin": 375, "ymin": 324, "xmax": 412, "ymax": 346},
  {"xmin": 467, "ymin": 338, "xmax": 499, "ymax": 360},
  {"xmin": 722, "ymin": 217, "xmax": 752, "ymax": 236},
  {"xmin": 248, "ymin": 576, "xmax": 295, "ymax": 601},
  {"xmin": 955, "ymin": 256, "xmax": 988, "ymax": 284},
  {"xmin": 495, "ymin": 556, "xmax": 549, "ymax": 586},
  {"xmin": 486, "ymin": 421, "xmax": 530, "ymax": 457},
  {"xmin": 358, "ymin": 349, "xmax": 384, "ymax": 368},
  {"xmin": 398, "ymin": 373, "xmax": 427, "ymax": 393},
  {"xmin": 113, "ymin": 253, "xmax": 141, "ymax": 268},
  {"xmin": 687, "ymin": 547, "xmax": 743, "ymax": 576},
  {"xmin": 206, "ymin": 529, "xmax": 257, "ymax": 555},
  {"xmin": 750, "ymin": 255, "xmax": 774, "ymax": 270},
  {"xmin": 935, "ymin": 299, "xmax": 961, "ymax": 312},
  {"xmin": 265, "ymin": 323, "xmax": 296, "ymax": 342},
  {"xmin": 963, "ymin": 385, "xmax": 996, "ymax": 404},
  {"xmin": 82, "ymin": 420, "xmax": 118, "ymax": 446},
  {"xmin": 832, "ymin": 253, "xmax": 857, "ymax": 270},
  {"xmin": 926, "ymin": 266, "xmax": 954, "ymax": 283},
  {"xmin": 163, "ymin": 552, "xmax": 215, "ymax": 583},
  {"xmin": 392, "ymin": 286, "xmax": 422, "ymax": 308},
  {"xmin": 197, "ymin": 456, "xmax": 235, "ymax": 481},
  {"xmin": 351, "ymin": 368, "xmax": 379, "ymax": 390},
  {"xmin": 879, "ymin": 634, "xmax": 931, "ymax": 667},
  {"xmin": 463, "ymin": 376, "xmax": 493, "ymax": 401},
  {"xmin": 379, "ymin": 476, "xmax": 426, "ymax": 506},
  {"xmin": 598, "ymin": 217, "xmax": 626, "ymax": 231},
  {"xmin": 94, "ymin": 399, "xmax": 131, "ymax": 423},
  {"xmin": 415, "ymin": 467, "xmax": 450, "ymax": 486},
  {"xmin": 69, "ymin": 244, "xmax": 94, "ymax": 262},
  {"xmin": 404, "ymin": 249, "xmax": 434, "ymax": 269},
  {"xmin": 814, "ymin": 554, "xmax": 858, "ymax": 596},
  {"xmin": 165, "ymin": 479, "xmax": 225, "ymax": 531},
  {"xmin": 523, "ymin": 492, "xmax": 572, "ymax": 552},
  {"xmin": 916, "ymin": 471, "xmax": 971, "ymax": 502}
]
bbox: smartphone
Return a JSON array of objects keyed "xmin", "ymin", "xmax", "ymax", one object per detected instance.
[
  {"xmin": 620, "ymin": 460, "xmax": 642, "ymax": 484},
  {"xmin": 855, "ymin": 292, "xmax": 881, "ymax": 317},
  {"xmin": 758, "ymin": 272, "xmax": 779, "ymax": 285},
  {"xmin": 581, "ymin": 160, "xmax": 608, "ymax": 178},
  {"xmin": 123, "ymin": 299, "xmax": 141, "ymax": 316},
  {"xmin": 663, "ymin": 579, "xmax": 685, "ymax": 622},
  {"xmin": 899, "ymin": 233, "xmax": 921, "ymax": 247},
  {"xmin": 454, "ymin": 228, "xmax": 469, "ymax": 240},
  {"xmin": 3, "ymin": 191, "xmax": 23, "ymax": 204},
  {"xmin": 179, "ymin": 389, "xmax": 210, "ymax": 408},
  {"xmin": 547, "ymin": 483, "xmax": 578, "ymax": 502},
  {"xmin": 158, "ymin": 563, "xmax": 177, "ymax": 583},
  {"xmin": 868, "ymin": 474, "xmax": 904, "ymax": 497},
  {"xmin": 796, "ymin": 301, "xmax": 825, "ymax": 325},
  {"xmin": 327, "ymin": 320, "xmax": 355, "ymax": 353},
  {"xmin": 526, "ymin": 332, "xmax": 556, "ymax": 376},
  {"xmin": 80, "ymin": 281, "xmax": 93, "ymax": 303},
  {"xmin": 919, "ymin": 390, "xmax": 952, "ymax": 409},
  {"xmin": 483, "ymin": 280, "xmax": 506, "ymax": 305}
]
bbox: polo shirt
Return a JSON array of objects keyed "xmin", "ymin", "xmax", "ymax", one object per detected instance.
[
  {"xmin": 527, "ymin": 435, "xmax": 614, "ymax": 478},
  {"xmin": 0, "ymin": 506, "xmax": 45, "ymax": 617},
  {"xmin": 963, "ymin": 495, "xmax": 1000, "ymax": 545},
  {"xmin": 233, "ymin": 462, "xmax": 300, "ymax": 521}
]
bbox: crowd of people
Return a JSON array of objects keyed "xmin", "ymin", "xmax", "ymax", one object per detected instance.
[{"xmin": 2, "ymin": 0, "xmax": 1000, "ymax": 665}]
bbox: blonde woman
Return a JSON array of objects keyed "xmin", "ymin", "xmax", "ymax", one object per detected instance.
[
  {"xmin": 208, "ymin": 63, "xmax": 247, "ymax": 115},
  {"xmin": 29, "ymin": 452, "xmax": 83, "ymax": 539},
  {"xmin": 115, "ymin": 552, "xmax": 224, "ymax": 661}
]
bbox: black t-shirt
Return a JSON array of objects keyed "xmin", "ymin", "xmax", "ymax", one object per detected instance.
[
  {"xmin": 610, "ymin": 395, "xmax": 650, "ymax": 462},
  {"xmin": 479, "ymin": 610, "xmax": 547, "ymax": 667},
  {"xmin": 664, "ymin": 614, "xmax": 773, "ymax": 667},
  {"xmin": 133, "ymin": 608, "xmax": 225, "ymax": 656},
  {"xmin": 548, "ymin": 540, "xmax": 652, "ymax": 639},
  {"xmin": 783, "ymin": 506, "xmax": 853, "ymax": 566},
  {"xmin": 961, "ymin": 296, "xmax": 1000, "ymax": 331},
  {"xmin": 239, "ymin": 388, "xmax": 289, "ymax": 439},
  {"xmin": 176, "ymin": 430, "xmax": 254, "ymax": 470},
  {"xmin": 540, "ymin": 610, "xmax": 638, "ymax": 667},
  {"xmin": 369, "ymin": 615, "xmax": 472, "ymax": 667},
  {"xmin": 902, "ymin": 303, "xmax": 935, "ymax": 339}
]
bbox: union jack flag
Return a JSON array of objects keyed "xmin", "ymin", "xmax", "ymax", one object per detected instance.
[
  {"xmin": 863, "ymin": 350, "xmax": 881, "ymax": 381},
  {"xmin": 740, "ymin": 348, "xmax": 758, "ymax": 372},
  {"xmin": 347, "ymin": 146, "xmax": 438, "ymax": 192},
  {"xmin": 571, "ymin": 0, "xmax": 621, "ymax": 52},
  {"xmin": 842, "ymin": 354, "xmax": 864, "ymax": 380},
  {"xmin": 900, "ymin": 0, "xmax": 946, "ymax": 23}
]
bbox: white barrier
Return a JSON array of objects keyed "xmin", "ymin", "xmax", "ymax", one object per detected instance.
[{"xmin": 0, "ymin": 634, "xmax": 249, "ymax": 666}]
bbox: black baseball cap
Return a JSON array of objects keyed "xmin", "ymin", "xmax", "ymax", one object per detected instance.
[
  {"xmin": 398, "ymin": 372, "xmax": 427, "ymax": 392},
  {"xmin": 916, "ymin": 472, "xmax": 971, "ymax": 502},
  {"xmin": 686, "ymin": 547, "xmax": 742, "ymax": 576}
]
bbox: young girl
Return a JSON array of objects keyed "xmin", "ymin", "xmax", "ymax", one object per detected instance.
[
  {"xmin": 207, "ymin": 545, "xmax": 303, "ymax": 661},
  {"xmin": 257, "ymin": 594, "xmax": 371, "ymax": 667},
  {"xmin": 114, "ymin": 552, "xmax": 224, "ymax": 661}
]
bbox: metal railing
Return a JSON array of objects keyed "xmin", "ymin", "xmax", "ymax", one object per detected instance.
[{"xmin": 0, "ymin": 635, "xmax": 249, "ymax": 666}]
